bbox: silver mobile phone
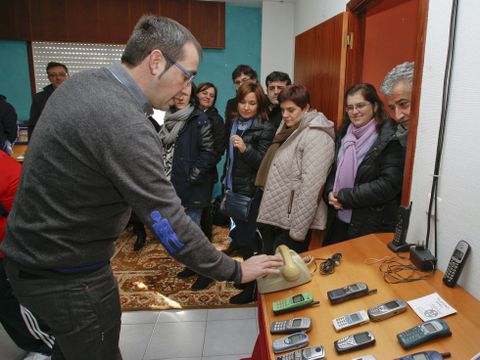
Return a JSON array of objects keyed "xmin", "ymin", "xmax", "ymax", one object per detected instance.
[{"xmin": 367, "ymin": 299, "xmax": 407, "ymax": 321}]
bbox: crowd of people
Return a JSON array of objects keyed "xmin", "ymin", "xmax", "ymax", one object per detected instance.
[{"xmin": 0, "ymin": 14, "xmax": 415, "ymax": 360}]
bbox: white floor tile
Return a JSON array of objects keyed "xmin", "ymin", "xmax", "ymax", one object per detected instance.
[
  {"xmin": 122, "ymin": 311, "xmax": 160, "ymax": 325},
  {"xmin": 143, "ymin": 321, "xmax": 206, "ymax": 360},
  {"xmin": 119, "ymin": 323, "xmax": 155, "ymax": 360},
  {"xmin": 207, "ymin": 307, "xmax": 257, "ymax": 321},
  {"xmin": 156, "ymin": 309, "xmax": 208, "ymax": 323},
  {"xmin": 202, "ymin": 355, "xmax": 251, "ymax": 360},
  {"xmin": 203, "ymin": 319, "xmax": 258, "ymax": 357}
]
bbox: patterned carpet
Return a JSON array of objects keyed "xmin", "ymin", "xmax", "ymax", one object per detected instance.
[{"xmin": 112, "ymin": 225, "xmax": 245, "ymax": 311}]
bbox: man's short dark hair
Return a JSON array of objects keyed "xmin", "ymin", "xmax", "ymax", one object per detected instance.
[
  {"xmin": 231, "ymin": 65, "xmax": 257, "ymax": 82},
  {"xmin": 121, "ymin": 15, "xmax": 202, "ymax": 67},
  {"xmin": 46, "ymin": 62, "xmax": 68, "ymax": 73},
  {"xmin": 265, "ymin": 71, "xmax": 291, "ymax": 87}
]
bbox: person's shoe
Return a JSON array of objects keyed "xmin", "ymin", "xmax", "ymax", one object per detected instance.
[
  {"xmin": 24, "ymin": 352, "xmax": 51, "ymax": 360},
  {"xmin": 177, "ymin": 267, "xmax": 196, "ymax": 279},
  {"xmin": 191, "ymin": 275, "xmax": 213, "ymax": 291},
  {"xmin": 222, "ymin": 242, "xmax": 240, "ymax": 256},
  {"xmin": 229, "ymin": 282, "xmax": 257, "ymax": 304}
]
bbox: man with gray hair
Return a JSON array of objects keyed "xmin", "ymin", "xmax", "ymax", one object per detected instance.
[
  {"xmin": 381, "ymin": 61, "xmax": 414, "ymax": 147},
  {"xmin": 1, "ymin": 15, "xmax": 282, "ymax": 360}
]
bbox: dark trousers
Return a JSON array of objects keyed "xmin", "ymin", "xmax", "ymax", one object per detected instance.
[
  {"xmin": 259, "ymin": 224, "xmax": 311, "ymax": 255},
  {"xmin": 229, "ymin": 190, "xmax": 263, "ymax": 253},
  {"xmin": 324, "ymin": 217, "xmax": 351, "ymax": 246},
  {"xmin": 0, "ymin": 259, "xmax": 52, "ymax": 353},
  {"xmin": 5, "ymin": 261, "xmax": 122, "ymax": 360}
]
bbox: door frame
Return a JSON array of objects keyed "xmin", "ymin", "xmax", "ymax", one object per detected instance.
[{"xmin": 345, "ymin": 0, "xmax": 429, "ymax": 205}]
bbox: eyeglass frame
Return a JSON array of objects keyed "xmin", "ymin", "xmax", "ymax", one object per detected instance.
[
  {"xmin": 164, "ymin": 53, "xmax": 195, "ymax": 85},
  {"xmin": 345, "ymin": 101, "xmax": 372, "ymax": 113}
]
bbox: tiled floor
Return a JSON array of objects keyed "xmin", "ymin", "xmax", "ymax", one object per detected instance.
[{"xmin": 0, "ymin": 307, "xmax": 259, "ymax": 360}]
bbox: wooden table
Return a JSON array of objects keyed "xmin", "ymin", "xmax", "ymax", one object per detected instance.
[
  {"xmin": 12, "ymin": 144, "xmax": 27, "ymax": 162},
  {"xmin": 252, "ymin": 233, "xmax": 480, "ymax": 359}
]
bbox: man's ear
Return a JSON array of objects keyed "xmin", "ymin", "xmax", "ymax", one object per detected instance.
[{"xmin": 148, "ymin": 49, "xmax": 167, "ymax": 76}]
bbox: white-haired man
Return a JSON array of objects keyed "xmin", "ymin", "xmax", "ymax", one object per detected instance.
[{"xmin": 381, "ymin": 61, "xmax": 414, "ymax": 147}]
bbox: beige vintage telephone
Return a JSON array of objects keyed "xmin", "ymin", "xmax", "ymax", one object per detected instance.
[{"xmin": 257, "ymin": 245, "xmax": 312, "ymax": 294}]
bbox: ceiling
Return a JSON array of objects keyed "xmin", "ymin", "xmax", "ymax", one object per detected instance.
[{"xmin": 200, "ymin": 0, "xmax": 296, "ymax": 8}]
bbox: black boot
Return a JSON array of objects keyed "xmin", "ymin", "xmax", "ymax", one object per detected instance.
[
  {"xmin": 229, "ymin": 282, "xmax": 257, "ymax": 304},
  {"xmin": 133, "ymin": 229, "xmax": 146, "ymax": 251},
  {"xmin": 177, "ymin": 267, "xmax": 196, "ymax": 279},
  {"xmin": 191, "ymin": 275, "xmax": 213, "ymax": 291}
]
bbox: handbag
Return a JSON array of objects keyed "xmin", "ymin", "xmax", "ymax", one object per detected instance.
[{"xmin": 219, "ymin": 190, "xmax": 253, "ymax": 222}]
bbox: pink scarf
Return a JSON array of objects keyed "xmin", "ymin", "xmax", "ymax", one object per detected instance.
[{"xmin": 334, "ymin": 119, "xmax": 378, "ymax": 222}]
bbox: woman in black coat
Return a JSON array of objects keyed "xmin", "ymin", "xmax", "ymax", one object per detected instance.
[
  {"xmin": 324, "ymin": 83, "xmax": 405, "ymax": 245},
  {"xmin": 159, "ymin": 83, "xmax": 216, "ymax": 224}
]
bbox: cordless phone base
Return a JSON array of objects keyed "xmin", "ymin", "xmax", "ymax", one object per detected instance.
[{"xmin": 387, "ymin": 241, "xmax": 414, "ymax": 253}]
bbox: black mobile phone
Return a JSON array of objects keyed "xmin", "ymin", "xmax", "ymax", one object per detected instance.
[
  {"xmin": 443, "ymin": 240, "xmax": 471, "ymax": 287},
  {"xmin": 388, "ymin": 202, "xmax": 413, "ymax": 252},
  {"xmin": 334, "ymin": 331, "xmax": 376, "ymax": 354},
  {"xmin": 327, "ymin": 282, "xmax": 373, "ymax": 304}
]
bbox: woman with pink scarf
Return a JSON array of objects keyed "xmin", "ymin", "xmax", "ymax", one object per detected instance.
[{"xmin": 324, "ymin": 83, "xmax": 405, "ymax": 245}]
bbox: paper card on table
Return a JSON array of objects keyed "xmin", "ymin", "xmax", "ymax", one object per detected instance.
[{"xmin": 407, "ymin": 292, "xmax": 457, "ymax": 321}]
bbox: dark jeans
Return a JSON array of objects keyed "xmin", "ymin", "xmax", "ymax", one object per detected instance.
[
  {"xmin": 259, "ymin": 224, "xmax": 311, "ymax": 255},
  {"xmin": 324, "ymin": 217, "xmax": 351, "ymax": 246},
  {"xmin": 5, "ymin": 261, "xmax": 122, "ymax": 360},
  {"xmin": 229, "ymin": 190, "xmax": 263, "ymax": 253},
  {"xmin": 0, "ymin": 259, "xmax": 52, "ymax": 353}
]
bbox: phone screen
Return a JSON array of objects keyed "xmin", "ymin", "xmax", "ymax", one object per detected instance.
[
  {"xmin": 385, "ymin": 300, "xmax": 399, "ymax": 309},
  {"xmin": 353, "ymin": 332, "xmax": 370, "ymax": 344}
]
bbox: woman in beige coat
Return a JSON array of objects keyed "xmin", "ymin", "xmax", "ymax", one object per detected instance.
[{"xmin": 256, "ymin": 85, "xmax": 335, "ymax": 254}]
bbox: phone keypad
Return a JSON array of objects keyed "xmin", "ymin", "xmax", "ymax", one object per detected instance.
[
  {"xmin": 272, "ymin": 321, "xmax": 288, "ymax": 332},
  {"xmin": 398, "ymin": 326, "xmax": 424, "ymax": 343}
]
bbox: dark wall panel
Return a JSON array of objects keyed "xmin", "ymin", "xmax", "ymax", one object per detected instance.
[{"xmin": 0, "ymin": 0, "xmax": 225, "ymax": 48}]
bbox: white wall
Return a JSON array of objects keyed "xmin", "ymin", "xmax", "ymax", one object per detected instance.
[
  {"xmin": 407, "ymin": 0, "xmax": 480, "ymax": 299},
  {"xmin": 294, "ymin": 0, "xmax": 347, "ymax": 35},
  {"xmin": 260, "ymin": 1, "xmax": 295, "ymax": 85}
]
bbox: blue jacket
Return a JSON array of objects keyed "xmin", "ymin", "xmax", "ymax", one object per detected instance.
[{"xmin": 171, "ymin": 108, "xmax": 216, "ymax": 209}]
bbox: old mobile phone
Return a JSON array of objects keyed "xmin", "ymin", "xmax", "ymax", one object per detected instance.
[
  {"xmin": 273, "ymin": 293, "xmax": 318, "ymax": 315},
  {"xmin": 351, "ymin": 356, "xmax": 377, "ymax": 360},
  {"xmin": 334, "ymin": 331, "xmax": 375, "ymax": 354},
  {"xmin": 367, "ymin": 298, "xmax": 407, "ymax": 321},
  {"xmin": 332, "ymin": 310, "xmax": 369, "ymax": 331},
  {"xmin": 397, "ymin": 319, "xmax": 451, "ymax": 349},
  {"xmin": 275, "ymin": 345, "xmax": 325, "ymax": 360},
  {"xmin": 394, "ymin": 350, "xmax": 451, "ymax": 360},
  {"xmin": 327, "ymin": 282, "xmax": 375, "ymax": 304},
  {"xmin": 443, "ymin": 240, "xmax": 471, "ymax": 287},
  {"xmin": 271, "ymin": 316, "xmax": 312, "ymax": 334},
  {"xmin": 388, "ymin": 203, "xmax": 413, "ymax": 252},
  {"xmin": 272, "ymin": 332, "xmax": 309, "ymax": 353}
]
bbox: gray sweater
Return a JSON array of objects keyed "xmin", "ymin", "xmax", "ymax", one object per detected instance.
[{"xmin": 1, "ymin": 64, "xmax": 240, "ymax": 283}]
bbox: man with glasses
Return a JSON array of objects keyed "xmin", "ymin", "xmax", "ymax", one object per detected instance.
[
  {"xmin": 2, "ymin": 16, "xmax": 282, "ymax": 360},
  {"xmin": 381, "ymin": 61, "xmax": 414, "ymax": 147},
  {"xmin": 28, "ymin": 62, "xmax": 69, "ymax": 139}
]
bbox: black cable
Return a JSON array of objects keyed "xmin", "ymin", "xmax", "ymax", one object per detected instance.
[
  {"xmin": 318, "ymin": 253, "xmax": 342, "ymax": 275},
  {"xmin": 425, "ymin": 0, "xmax": 460, "ymax": 259}
]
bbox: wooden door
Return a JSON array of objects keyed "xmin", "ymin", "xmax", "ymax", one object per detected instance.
[{"xmin": 294, "ymin": 12, "xmax": 349, "ymax": 127}]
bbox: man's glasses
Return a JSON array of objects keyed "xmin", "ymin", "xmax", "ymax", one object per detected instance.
[
  {"xmin": 345, "ymin": 102, "xmax": 370, "ymax": 113},
  {"xmin": 164, "ymin": 54, "xmax": 195, "ymax": 85}
]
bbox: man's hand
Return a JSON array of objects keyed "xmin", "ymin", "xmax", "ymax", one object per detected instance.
[{"xmin": 240, "ymin": 254, "xmax": 283, "ymax": 284}]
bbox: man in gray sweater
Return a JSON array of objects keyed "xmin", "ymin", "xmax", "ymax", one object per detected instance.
[{"xmin": 1, "ymin": 16, "xmax": 282, "ymax": 360}]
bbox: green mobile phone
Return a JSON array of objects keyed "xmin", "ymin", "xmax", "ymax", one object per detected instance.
[
  {"xmin": 272, "ymin": 293, "xmax": 317, "ymax": 315},
  {"xmin": 397, "ymin": 319, "xmax": 451, "ymax": 349}
]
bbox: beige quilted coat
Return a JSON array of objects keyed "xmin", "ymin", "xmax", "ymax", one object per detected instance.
[{"xmin": 257, "ymin": 110, "xmax": 335, "ymax": 241}]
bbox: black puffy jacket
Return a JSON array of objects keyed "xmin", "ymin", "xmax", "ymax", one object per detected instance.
[
  {"xmin": 28, "ymin": 84, "xmax": 55, "ymax": 139},
  {"xmin": 325, "ymin": 119, "xmax": 405, "ymax": 238},
  {"xmin": 228, "ymin": 117, "xmax": 275, "ymax": 197},
  {"xmin": 171, "ymin": 108, "xmax": 216, "ymax": 209}
]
